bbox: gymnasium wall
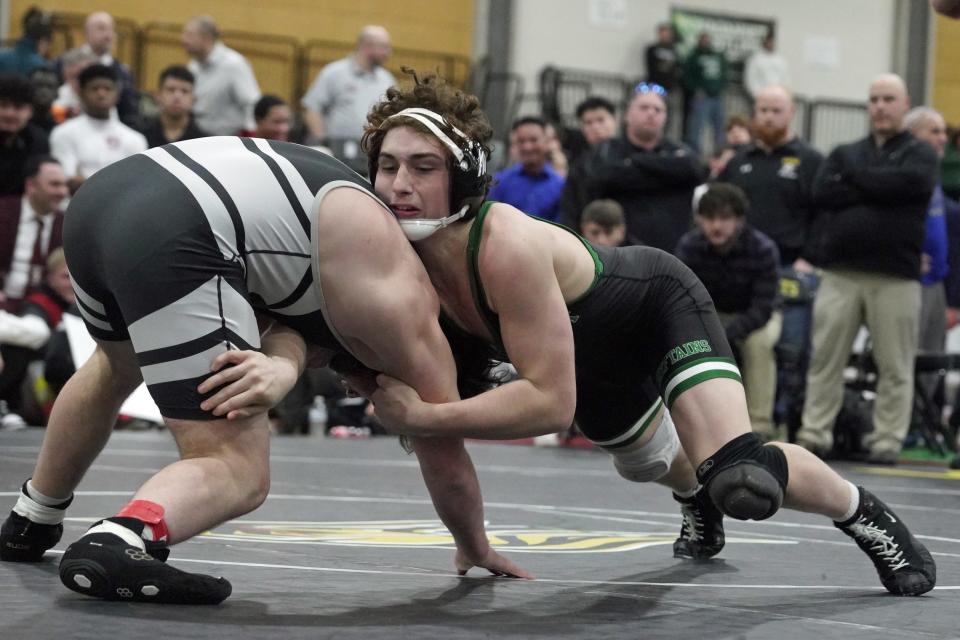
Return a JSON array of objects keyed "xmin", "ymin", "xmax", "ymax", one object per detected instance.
[
  {"xmin": 506, "ymin": 0, "xmax": 897, "ymax": 105},
  {"xmin": 6, "ymin": 0, "xmax": 475, "ymax": 101},
  {"xmin": 5, "ymin": 0, "xmax": 959, "ymax": 122},
  {"xmin": 932, "ymin": 12, "xmax": 960, "ymax": 123}
]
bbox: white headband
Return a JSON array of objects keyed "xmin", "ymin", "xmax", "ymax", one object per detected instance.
[{"xmin": 385, "ymin": 107, "xmax": 474, "ymax": 171}]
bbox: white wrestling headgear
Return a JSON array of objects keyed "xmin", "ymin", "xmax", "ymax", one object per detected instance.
[{"xmin": 377, "ymin": 107, "xmax": 488, "ymax": 241}]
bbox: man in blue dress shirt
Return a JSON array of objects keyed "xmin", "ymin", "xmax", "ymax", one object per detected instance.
[{"xmin": 488, "ymin": 116, "xmax": 565, "ymax": 221}]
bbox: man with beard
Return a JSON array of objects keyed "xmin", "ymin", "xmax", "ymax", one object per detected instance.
[
  {"xmin": 718, "ymin": 85, "xmax": 823, "ymax": 270},
  {"xmin": 582, "ymin": 84, "xmax": 704, "ymax": 251},
  {"xmin": 718, "ymin": 85, "xmax": 825, "ymax": 441}
]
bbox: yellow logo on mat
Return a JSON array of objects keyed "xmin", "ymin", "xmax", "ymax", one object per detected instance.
[
  {"xmin": 202, "ymin": 520, "xmax": 680, "ymax": 553},
  {"xmin": 202, "ymin": 520, "xmax": 789, "ymax": 553}
]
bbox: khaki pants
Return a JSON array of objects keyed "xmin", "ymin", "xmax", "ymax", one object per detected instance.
[
  {"xmin": 798, "ymin": 269, "xmax": 920, "ymax": 455},
  {"xmin": 720, "ymin": 311, "xmax": 782, "ymax": 438}
]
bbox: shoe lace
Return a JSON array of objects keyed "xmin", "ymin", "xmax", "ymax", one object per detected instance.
[
  {"xmin": 848, "ymin": 517, "xmax": 909, "ymax": 572},
  {"xmin": 680, "ymin": 502, "xmax": 704, "ymax": 543}
]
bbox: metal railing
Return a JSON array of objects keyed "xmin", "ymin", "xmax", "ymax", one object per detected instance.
[
  {"xmin": 535, "ymin": 65, "xmax": 867, "ymax": 154},
  {"xmin": 807, "ymin": 99, "xmax": 871, "ymax": 152}
]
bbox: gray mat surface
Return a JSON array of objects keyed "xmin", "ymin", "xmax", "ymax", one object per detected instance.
[{"xmin": 0, "ymin": 429, "xmax": 956, "ymax": 639}]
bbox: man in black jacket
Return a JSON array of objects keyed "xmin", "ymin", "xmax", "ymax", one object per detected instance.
[
  {"xmin": 580, "ymin": 85, "xmax": 705, "ymax": 251},
  {"xmin": 558, "ymin": 96, "xmax": 617, "ymax": 229},
  {"xmin": 138, "ymin": 66, "xmax": 209, "ymax": 148},
  {"xmin": 718, "ymin": 85, "xmax": 824, "ymax": 270},
  {"xmin": 644, "ymin": 24, "xmax": 679, "ymax": 91},
  {"xmin": 718, "ymin": 85, "xmax": 824, "ymax": 439},
  {"xmin": 0, "ymin": 75, "xmax": 49, "ymax": 197},
  {"xmin": 796, "ymin": 74, "xmax": 938, "ymax": 464}
]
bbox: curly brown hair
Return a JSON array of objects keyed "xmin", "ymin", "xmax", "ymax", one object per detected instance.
[{"xmin": 362, "ymin": 68, "xmax": 494, "ymax": 184}]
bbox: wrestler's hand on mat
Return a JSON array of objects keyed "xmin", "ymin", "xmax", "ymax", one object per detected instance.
[
  {"xmin": 198, "ymin": 350, "xmax": 299, "ymax": 420},
  {"xmin": 455, "ymin": 547, "xmax": 533, "ymax": 579}
]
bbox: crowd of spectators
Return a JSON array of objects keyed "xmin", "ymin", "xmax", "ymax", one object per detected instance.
[
  {"xmin": 0, "ymin": 9, "xmax": 402, "ymax": 431},
  {"xmin": 522, "ymin": 27, "xmax": 959, "ymax": 463},
  {"xmin": 0, "ymin": 7, "xmax": 959, "ymax": 463}
]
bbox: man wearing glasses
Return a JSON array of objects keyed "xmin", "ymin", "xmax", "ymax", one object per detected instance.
[{"xmin": 581, "ymin": 83, "xmax": 705, "ymax": 252}]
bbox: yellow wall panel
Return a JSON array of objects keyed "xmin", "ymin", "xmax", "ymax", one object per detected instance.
[
  {"xmin": 9, "ymin": 0, "xmax": 473, "ymax": 53},
  {"xmin": 7, "ymin": 0, "xmax": 475, "ymax": 100},
  {"xmin": 932, "ymin": 14, "xmax": 960, "ymax": 124}
]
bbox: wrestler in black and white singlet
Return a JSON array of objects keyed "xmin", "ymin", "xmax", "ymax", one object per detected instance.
[{"xmin": 64, "ymin": 136, "xmax": 384, "ymax": 418}]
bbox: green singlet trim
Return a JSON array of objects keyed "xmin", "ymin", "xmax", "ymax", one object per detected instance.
[{"xmin": 465, "ymin": 201, "xmax": 604, "ymax": 350}]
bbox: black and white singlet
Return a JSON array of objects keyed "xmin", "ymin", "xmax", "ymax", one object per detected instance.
[{"xmin": 64, "ymin": 136, "xmax": 381, "ymax": 419}]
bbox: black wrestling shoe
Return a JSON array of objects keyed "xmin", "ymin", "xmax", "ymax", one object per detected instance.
[
  {"xmin": 59, "ymin": 519, "xmax": 231, "ymax": 604},
  {"xmin": 0, "ymin": 482, "xmax": 72, "ymax": 562},
  {"xmin": 673, "ymin": 489, "xmax": 725, "ymax": 559},
  {"xmin": 1, "ymin": 511, "xmax": 63, "ymax": 562},
  {"xmin": 835, "ymin": 487, "xmax": 936, "ymax": 596}
]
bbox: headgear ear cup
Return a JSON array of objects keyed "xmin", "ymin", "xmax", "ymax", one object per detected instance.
[{"xmin": 449, "ymin": 139, "xmax": 488, "ymax": 218}]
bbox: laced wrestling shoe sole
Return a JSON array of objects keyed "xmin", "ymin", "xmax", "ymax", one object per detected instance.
[
  {"xmin": 672, "ymin": 536, "xmax": 725, "ymax": 560},
  {"xmin": 881, "ymin": 544, "xmax": 936, "ymax": 596},
  {"xmin": 59, "ymin": 537, "xmax": 231, "ymax": 604},
  {"xmin": 673, "ymin": 542, "xmax": 724, "ymax": 560},
  {"xmin": 0, "ymin": 542, "xmax": 48, "ymax": 562}
]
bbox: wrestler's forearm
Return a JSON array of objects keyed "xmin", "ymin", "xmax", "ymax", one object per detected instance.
[
  {"xmin": 259, "ymin": 322, "xmax": 308, "ymax": 379},
  {"xmin": 411, "ymin": 437, "xmax": 490, "ymax": 556},
  {"xmin": 415, "ymin": 379, "xmax": 572, "ymax": 440}
]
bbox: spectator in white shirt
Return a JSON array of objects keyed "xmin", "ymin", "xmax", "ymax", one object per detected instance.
[
  {"xmin": 49, "ymin": 64, "xmax": 147, "ymax": 193},
  {"xmin": 744, "ymin": 35, "xmax": 790, "ymax": 100},
  {"xmin": 182, "ymin": 16, "xmax": 261, "ymax": 136}
]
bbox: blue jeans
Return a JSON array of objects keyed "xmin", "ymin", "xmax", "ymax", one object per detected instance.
[
  {"xmin": 775, "ymin": 269, "xmax": 820, "ymax": 435},
  {"xmin": 685, "ymin": 94, "xmax": 725, "ymax": 154}
]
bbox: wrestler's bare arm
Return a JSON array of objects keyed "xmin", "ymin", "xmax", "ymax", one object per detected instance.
[
  {"xmin": 316, "ymin": 187, "xmax": 530, "ymax": 577},
  {"xmin": 370, "ymin": 207, "xmax": 578, "ymax": 439}
]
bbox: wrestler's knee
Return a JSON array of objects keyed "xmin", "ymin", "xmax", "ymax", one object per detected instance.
[{"xmin": 697, "ymin": 433, "xmax": 788, "ymax": 521}]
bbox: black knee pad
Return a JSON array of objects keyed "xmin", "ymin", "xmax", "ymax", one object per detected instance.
[{"xmin": 697, "ymin": 433, "xmax": 789, "ymax": 521}]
